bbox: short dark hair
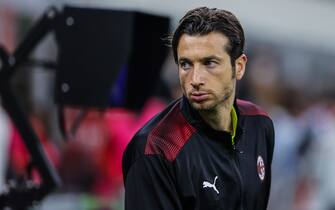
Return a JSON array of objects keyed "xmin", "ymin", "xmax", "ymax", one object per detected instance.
[{"xmin": 171, "ymin": 7, "xmax": 245, "ymax": 67}]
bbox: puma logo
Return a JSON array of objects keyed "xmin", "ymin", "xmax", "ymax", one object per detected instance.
[{"xmin": 203, "ymin": 176, "xmax": 219, "ymax": 194}]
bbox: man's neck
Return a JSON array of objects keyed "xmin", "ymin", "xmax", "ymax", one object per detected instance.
[{"xmin": 198, "ymin": 98, "xmax": 234, "ymax": 132}]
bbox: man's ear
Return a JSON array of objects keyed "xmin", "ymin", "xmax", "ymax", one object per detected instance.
[{"xmin": 234, "ymin": 54, "xmax": 247, "ymax": 80}]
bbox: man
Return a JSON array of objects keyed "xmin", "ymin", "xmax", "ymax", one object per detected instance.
[{"xmin": 122, "ymin": 7, "xmax": 274, "ymax": 210}]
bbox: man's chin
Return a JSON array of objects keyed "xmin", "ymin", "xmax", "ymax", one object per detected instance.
[{"xmin": 190, "ymin": 101, "xmax": 214, "ymax": 112}]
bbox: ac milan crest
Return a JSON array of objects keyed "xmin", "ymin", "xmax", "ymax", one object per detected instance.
[{"xmin": 257, "ymin": 156, "xmax": 265, "ymax": 181}]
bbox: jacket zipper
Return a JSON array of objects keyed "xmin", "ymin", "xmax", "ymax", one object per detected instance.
[{"xmin": 232, "ymin": 144, "xmax": 244, "ymax": 210}]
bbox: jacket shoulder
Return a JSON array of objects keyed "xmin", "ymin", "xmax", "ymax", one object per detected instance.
[
  {"xmin": 144, "ymin": 100, "xmax": 196, "ymax": 161},
  {"xmin": 237, "ymin": 99, "xmax": 270, "ymax": 118},
  {"xmin": 123, "ymin": 99, "xmax": 196, "ymax": 166}
]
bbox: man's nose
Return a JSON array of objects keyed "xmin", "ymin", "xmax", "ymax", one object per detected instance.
[{"xmin": 190, "ymin": 68, "xmax": 204, "ymax": 87}]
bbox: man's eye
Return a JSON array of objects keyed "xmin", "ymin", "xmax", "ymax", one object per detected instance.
[
  {"xmin": 204, "ymin": 60, "xmax": 218, "ymax": 68},
  {"xmin": 180, "ymin": 62, "xmax": 191, "ymax": 70}
]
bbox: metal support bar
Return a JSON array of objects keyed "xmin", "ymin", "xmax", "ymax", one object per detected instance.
[{"xmin": 0, "ymin": 6, "xmax": 62, "ymax": 209}]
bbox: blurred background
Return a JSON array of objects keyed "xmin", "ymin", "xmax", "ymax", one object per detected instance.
[{"xmin": 1, "ymin": 0, "xmax": 335, "ymax": 209}]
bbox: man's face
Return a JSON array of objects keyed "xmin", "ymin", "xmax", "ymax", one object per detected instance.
[{"xmin": 177, "ymin": 32, "xmax": 246, "ymax": 112}]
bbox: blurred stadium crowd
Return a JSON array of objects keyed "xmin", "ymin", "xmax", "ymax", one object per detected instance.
[{"xmin": 1, "ymin": 2, "xmax": 335, "ymax": 210}]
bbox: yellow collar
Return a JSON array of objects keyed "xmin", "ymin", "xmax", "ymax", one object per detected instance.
[{"xmin": 231, "ymin": 107, "xmax": 238, "ymax": 145}]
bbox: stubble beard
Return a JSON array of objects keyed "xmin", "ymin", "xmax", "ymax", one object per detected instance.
[{"xmin": 188, "ymin": 86, "xmax": 235, "ymax": 116}]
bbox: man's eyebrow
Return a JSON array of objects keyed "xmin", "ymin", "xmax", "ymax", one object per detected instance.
[
  {"xmin": 200, "ymin": 55, "xmax": 222, "ymax": 62},
  {"xmin": 178, "ymin": 57, "xmax": 192, "ymax": 63}
]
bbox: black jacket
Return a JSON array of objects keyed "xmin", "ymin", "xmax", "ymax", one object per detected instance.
[{"xmin": 123, "ymin": 97, "xmax": 275, "ymax": 210}]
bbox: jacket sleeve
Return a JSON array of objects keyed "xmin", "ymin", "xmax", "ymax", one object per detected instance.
[
  {"xmin": 123, "ymin": 154, "xmax": 183, "ymax": 210},
  {"xmin": 264, "ymin": 118, "xmax": 275, "ymax": 209},
  {"xmin": 267, "ymin": 119, "xmax": 275, "ymax": 165}
]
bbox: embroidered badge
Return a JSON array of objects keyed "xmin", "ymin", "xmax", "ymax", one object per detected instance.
[{"xmin": 257, "ymin": 156, "xmax": 265, "ymax": 181}]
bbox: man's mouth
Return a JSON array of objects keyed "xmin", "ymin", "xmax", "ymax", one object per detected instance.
[{"xmin": 190, "ymin": 91, "xmax": 209, "ymax": 102}]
